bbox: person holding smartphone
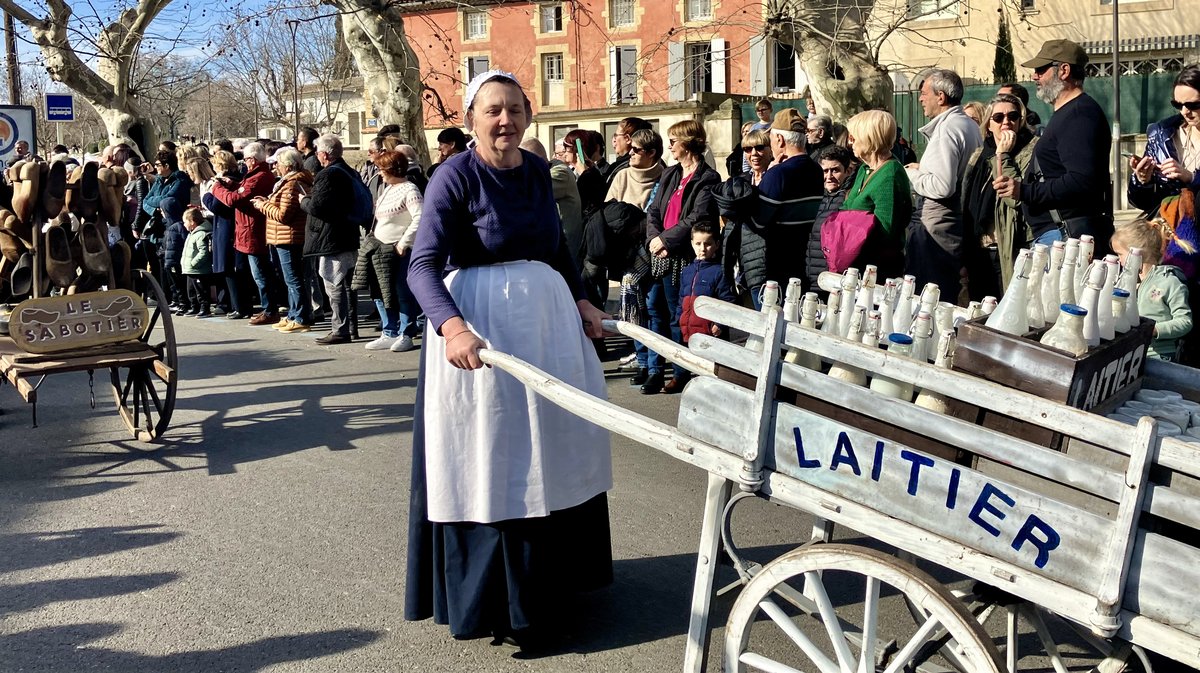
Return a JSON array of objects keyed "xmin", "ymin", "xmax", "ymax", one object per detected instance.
[
  {"xmin": 251, "ymin": 147, "xmax": 314, "ymax": 332},
  {"xmin": 1128, "ymin": 65, "xmax": 1200, "ymax": 277}
]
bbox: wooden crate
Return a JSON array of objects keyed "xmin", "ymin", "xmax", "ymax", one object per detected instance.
[{"xmin": 954, "ymin": 316, "xmax": 1154, "ymax": 410}]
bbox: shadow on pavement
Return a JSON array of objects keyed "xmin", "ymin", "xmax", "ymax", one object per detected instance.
[
  {"xmin": 0, "ymin": 624, "xmax": 383, "ymax": 672},
  {"xmin": 0, "ymin": 525, "xmax": 181, "ymax": 574},
  {"xmin": 0, "ymin": 572, "xmax": 179, "ymax": 617}
]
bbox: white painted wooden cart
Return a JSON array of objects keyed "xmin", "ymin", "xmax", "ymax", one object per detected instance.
[{"xmin": 478, "ymin": 297, "xmax": 1200, "ymax": 673}]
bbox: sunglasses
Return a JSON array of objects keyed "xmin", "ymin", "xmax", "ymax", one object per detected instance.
[
  {"xmin": 1034, "ymin": 62, "xmax": 1059, "ymax": 75},
  {"xmin": 990, "ymin": 111, "xmax": 1021, "ymax": 124},
  {"xmin": 1171, "ymin": 100, "xmax": 1200, "ymax": 112},
  {"xmin": 629, "ymin": 146, "xmax": 649, "ymax": 155},
  {"xmin": 742, "ymin": 144, "xmax": 767, "ymax": 153}
]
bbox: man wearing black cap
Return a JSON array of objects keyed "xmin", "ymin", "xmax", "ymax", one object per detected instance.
[{"xmin": 994, "ymin": 39, "xmax": 1111, "ymax": 246}]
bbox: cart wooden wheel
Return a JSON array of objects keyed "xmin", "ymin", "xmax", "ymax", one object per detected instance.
[
  {"xmin": 724, "ymin": 544, "xmax": 1004, "ymax": 673},
  {"xmin": 110, "ymin": 269, "xmax": 177, "ymax": 443}
]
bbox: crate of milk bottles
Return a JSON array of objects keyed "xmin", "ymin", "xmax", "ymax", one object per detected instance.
[{"xmin": 952, "ymin": 239, "xmax": 1153, "ymax": 411}]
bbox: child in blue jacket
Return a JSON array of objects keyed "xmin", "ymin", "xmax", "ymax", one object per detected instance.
[{"xmin": 676, "ymin": 221, "xmax": 736, "ymax": 344}]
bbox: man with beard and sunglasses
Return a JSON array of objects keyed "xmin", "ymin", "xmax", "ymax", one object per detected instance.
[{"xmin": 994, "ymin": 39, "xmax": 1112, "ymax": 249}]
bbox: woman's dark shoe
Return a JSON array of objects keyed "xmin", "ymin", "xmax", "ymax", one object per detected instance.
[
  {"xmin": 630, "ymin": 367, "xmax": 649, "ymax": 386},
  {"xmin": 640, "ymin": 372, "xmax": 664, "ymax": 395}
]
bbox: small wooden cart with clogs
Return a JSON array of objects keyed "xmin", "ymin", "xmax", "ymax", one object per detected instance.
[{"xmin": 0, "ymin": 269, "xmax": 177, "ymax": 442}]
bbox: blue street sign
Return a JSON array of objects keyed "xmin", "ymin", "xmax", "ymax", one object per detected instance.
[{"xmin": 45, "ymin": 94, "xmax": 74, "ymax": 122}]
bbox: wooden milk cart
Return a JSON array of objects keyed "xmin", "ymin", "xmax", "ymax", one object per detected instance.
[
  {"xmin": 0, "ymin": 159, "xmax": 177, "ymax": 441},
  {"xmin": 477, "ymin": 297, "xmax": 1200, "ymax": 672}
]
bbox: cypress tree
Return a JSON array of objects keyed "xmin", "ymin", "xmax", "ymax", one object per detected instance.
[{"xmin": 994, "ymin": 17, "xmax": 1017, "ymax": 84}]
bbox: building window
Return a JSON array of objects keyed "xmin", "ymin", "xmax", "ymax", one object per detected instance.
[
  {"xmin": 613, "ymin": 46, "xmax": 638, "ymax": 103},
  {"xmin": 685, "ymin": 42, "xmax": 712, "ymax": 96},
  {"xmin": 465, "ymin": 10, "xmax": 488, "ymax": 39},
  {"xmin": 467, "ymin": 55, "xmax": 490, "ymax": 81},
  {"xmin": 611, "ymin": 0, "xmax": 635, "ymax": 27},
  {"xmin": 1020, "ymin": 0, "xmax": 1036, "ymax": 9},
  {"xmin": 540, "ymin": 3, "xmax": 563, "ymax": 32},
  {"xmin": 542, "ymin": 53, "xmax": 566, "ymax": 106},
  {"xmin": 774, "ymin": 42, "xmax": 796, "ymax": 92},
  {"xmin": 906, "ymin": 0, "xmax": 959, "ymax": 20},
  {"xmin": 686, "ymin": 0, "xmax": 712, "ymax": 21}
]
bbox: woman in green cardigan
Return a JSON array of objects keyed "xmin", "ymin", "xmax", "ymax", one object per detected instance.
[{"xmin": 841, "ymin": 110, "xmax": 913, "ymax": 279}]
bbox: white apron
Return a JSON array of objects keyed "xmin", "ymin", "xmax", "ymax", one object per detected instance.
[{"xmin": 423, "ymin": 260, "xmax": 612, "ymax": 524}]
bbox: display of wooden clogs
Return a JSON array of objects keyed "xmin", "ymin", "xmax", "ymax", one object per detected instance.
[{"xmin": 2, "ymin": 158, "xmax": 132, "ymax": 302}]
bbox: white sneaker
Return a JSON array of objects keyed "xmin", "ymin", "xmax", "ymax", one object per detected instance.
[
  {"xmin": 390, "ymin": 335, "xmax": 415, "ymax": 352},
  {"xmin": 365, "ymin": 335, "xmax": 398, "ymax": 351}
]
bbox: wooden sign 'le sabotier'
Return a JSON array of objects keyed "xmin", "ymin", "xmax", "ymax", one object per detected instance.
[{"xmin": 10, "ymin": 290, "xmax": 150, "ymax": 354}]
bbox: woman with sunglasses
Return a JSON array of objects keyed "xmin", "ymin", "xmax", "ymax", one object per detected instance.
[
  {"xmin": 960, "ymin": 92, "xmax": 1038, "ymax": 298},
  {"xmin": 740, "ymin": 129, "xmax": 773, "ymax": 187},
  {"xmin": 1129, "ymin": 64, "xmax": 1200, "ymax": 280},
  {"xmin": 605, "ymin": 129, "xmax": 665, "ymax": 386}
]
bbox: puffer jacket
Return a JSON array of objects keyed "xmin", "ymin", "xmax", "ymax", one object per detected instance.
[
  {"xmin": 259, "ymin": 170, "xmax": 314, "ymax": 246},
  {"xmin": 351, "ymin": 234, "xmax": 397, "ymax": 308},
  {"xmin": 806, "ymin": 186, "xmax": 849, "ymax": 292},
  {"xmin": 716, "ymin": 176, "xmax": 768, "ymax": 293},
  {"xmin": 142, "ymin": 170, "xmax": 193, "ymax": 219},
  {"xmin": 181, "ymin": 219, "xmax": 213, "ymax": 275},
  {"xmin": 675, "ymin": 258, "xmax": 736, "ymax": 343},
  {"xmin": 209, "ymin": 162, "xmax": 275, "ymax": 255},
  {"xmin": 162, "ymin": 221, "xmax": 187, "ymax": 271}
]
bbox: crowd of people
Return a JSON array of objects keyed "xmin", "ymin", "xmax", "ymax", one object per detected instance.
[
  {"xmin": 30, "ymin": 38, "xmax": 1199, "ymax": 656},
  {"xmin": 82, "ymin": 125, "xmax": 429, "ymax": 351}
]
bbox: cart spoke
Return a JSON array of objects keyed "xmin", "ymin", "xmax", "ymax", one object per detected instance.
[
  {"xmin": 143, "ymin": 308, "xmax": 161, "ymax": 340},
  {"xmin": 882, "ymin": 613, "xmax": 943, "ymax": 673},
  {"xmin": 739, "ymin": 651, "xmax": 806, "ymax": 673},
  {"xmin": 137, "ymin": 375, "xmax": 156, "ymax": 433},
  {"xmin": 858, "ymin": 577, "xmax": 879, "ymax": 673},
  {"xmin": 143, "ymin": 372, "xmax": 164, "ymax": 414},
  {"xmin": 131, "ymin": 372, "xmax": 142, "ymax": 430},
  {"xmin": 803, "ymin": 571, "xmax": 858, "ymax": 673},
  {"xmin": 759, "ymin": 597, "xmax": 841, "ymax": 673},
  {"xmin": 119, "ymin": 368, "xmax": 135, "ymax": 404}
]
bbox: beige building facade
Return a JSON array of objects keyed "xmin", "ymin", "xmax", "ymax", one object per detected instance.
[{"xmin": 875, "ymin": 0, "xmax": 1200, "ymax": 91}]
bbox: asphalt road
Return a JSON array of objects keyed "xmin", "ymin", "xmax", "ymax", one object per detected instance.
[{"xmin": 0, "ymin": 309, "xmax": 1103, "ymax": 672}]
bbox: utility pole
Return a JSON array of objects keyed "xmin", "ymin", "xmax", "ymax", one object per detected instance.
[
  {"xmin": 250, "ymin": 69, "xmax": 259, "ymax": 138},
  {"xmin": 4, "ymin": 12, "xmax": 19, "ymax": 105},
  {"xmin": 1111, "ymin": 0, "xmax": 1123, "ymax": 214},
  {"xmin": 287, "ymin": 19, "xmax": 301, "ymax": 138}
]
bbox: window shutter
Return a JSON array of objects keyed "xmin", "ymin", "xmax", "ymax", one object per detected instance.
[
  {"xmin": 609, "ymin": 46, "xmax": 619, "ymax": 105},
  {"xmin": 668, "ymin": 41, "xmax": 685, "ymax": 101},
  {"xmin": 620, "ymin": 47, "xmax": 638, "ymax": 102},
  {"xmin": 749, "ymin": 35, "xmax": 767, "ymax": 96},
  {"xmin": 710, "ymin": 37, "xmax": 727, "ymax": 94}
]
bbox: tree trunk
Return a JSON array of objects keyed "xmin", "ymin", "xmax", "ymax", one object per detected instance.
[
  {"xmin": 0, "ymin": 0, "xmax": 165, "ymax": 157},
  {"xmin": 327, "ymin": 0, "xmax": 430, "ymax": 166},
  {"xmin": 769, "ymin": 0, "xmax": 894, "ymax": 120}
]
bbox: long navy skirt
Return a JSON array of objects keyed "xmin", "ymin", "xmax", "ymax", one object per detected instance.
[{"xmin": 403, "ymin": 346, "xmax": 613, "ymax": 639}]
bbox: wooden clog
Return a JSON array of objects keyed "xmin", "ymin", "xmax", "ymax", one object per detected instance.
[{"xmin": 44, "ymin": 223, "xmax": 76, "ymax": 288}]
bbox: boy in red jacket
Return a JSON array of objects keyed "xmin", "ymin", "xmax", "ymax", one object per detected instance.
[{"xmin": 676, "ymin": 221, "xmax": 736, "ymax": 346}]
